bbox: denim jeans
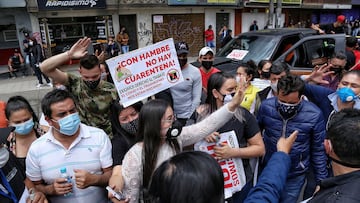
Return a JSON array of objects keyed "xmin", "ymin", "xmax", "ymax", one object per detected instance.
[
  {"xmin": 280, "ymin": 174, "xmax": 306, "ymax": 203},
  {"xmin": 206, "ymin": 41, "xmax": 215, "ymax": 48},
  {"xmin": 122, "ymin": 45, "xmax": 129, "ymax": 54}
]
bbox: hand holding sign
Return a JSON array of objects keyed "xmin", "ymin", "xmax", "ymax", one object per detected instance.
[
  {"xmin": 214, "ymin": 142, "xmax": 234, "ymax": 160},
  {"xmin": 106, "ymin": 38, "xmax": 184, "ymax": 107}
]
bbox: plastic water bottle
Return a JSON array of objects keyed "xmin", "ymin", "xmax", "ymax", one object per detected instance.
[{"xmin": 60, "ymin": 167, "xmax": 72, "ymax": 196}]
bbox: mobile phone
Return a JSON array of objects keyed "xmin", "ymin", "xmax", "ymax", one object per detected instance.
[{"xmin": 106, "ymin": 186, "xmax": 126, "ymax": 200}]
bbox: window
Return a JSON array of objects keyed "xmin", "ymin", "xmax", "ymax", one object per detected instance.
[{"xmin": 3, "ymin": 30, "xmax": 17, "ymax": 41}]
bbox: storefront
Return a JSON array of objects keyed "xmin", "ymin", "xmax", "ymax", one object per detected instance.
[
  {"xmin": 41, "ymin": 16, "xmax": 114, "ymax": 55},
  {"xmin": 0, "ymin": 1, "xmax": 30, "ymax": 65},
  {"xmin": 35, "ymin": 0, "xmax": 115, "ymax": 56}
]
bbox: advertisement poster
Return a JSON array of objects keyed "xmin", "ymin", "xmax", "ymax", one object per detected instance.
[
  {"xmin": 194, "ymin": 130, "xmax": 246, "ymax": 199},
  {"xmin": 106, "ymin": 38, "xmax": 184, "ymax": 107}
]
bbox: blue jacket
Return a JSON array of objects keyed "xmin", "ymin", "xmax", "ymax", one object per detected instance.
[
  {"xmin": 244, "ymin": 152, "xmax": 291, "ymax": 203},
  {"xmin": 304, "ymin": 83, "xmax": 360, "ymax": 123},
  {"xmin": 257, "ymin": 97, "xmax": 328, "ymax": 184},
  {"xmin": 304, "ymin": 84, "xmax": 334, "ymax": 121}
]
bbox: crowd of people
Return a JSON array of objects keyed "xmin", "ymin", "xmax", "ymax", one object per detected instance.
[{"xmin": 1, "ymin": 19, "xmax": 360, "ymax": 203}]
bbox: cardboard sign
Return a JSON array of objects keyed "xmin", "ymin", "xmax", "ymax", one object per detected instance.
[
  {"xmin": 194, "ymin": 130, "xmax": 246, "ymax": 199},
  {"xmin": 226, "ymin": 50, "xmax": 249, "ymax": 60},
  {"xmin": 106, "ymin": 38, "xmax": 184, "ymax": 107}
]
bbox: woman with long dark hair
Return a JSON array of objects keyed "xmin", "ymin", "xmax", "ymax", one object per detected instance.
[
  {"xmin": 148, "ymin": 151, "xmax": 224, "ymax": 203},
  {"xmin": 196, "ymin": 72, "xmax": 265, "ymax": 202},
  {"xmin": 120, "ymin": 85, "xmax": 245, "ymax": 203},
  {"xmin": 5, "ymin": 95, "xmax": 46, "ymax": 169}
]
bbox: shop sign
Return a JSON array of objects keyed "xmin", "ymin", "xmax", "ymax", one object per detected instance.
[
  {"xmin": 106, "ymin": 38, "xmax": 184, "ymax": 107},
  {"xmin": 37, "ymin": 0, "xmax": 106, "ymax": 10}
]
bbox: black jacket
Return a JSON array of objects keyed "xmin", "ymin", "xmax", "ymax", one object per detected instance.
[{"xmin": 309, "ymin": 170, "xmax": 360, "ymax": 203}]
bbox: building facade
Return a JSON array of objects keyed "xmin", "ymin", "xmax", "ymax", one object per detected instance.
[{"xmin": 0, "ymin": 0, "xmax": 357, "ymax": 65}]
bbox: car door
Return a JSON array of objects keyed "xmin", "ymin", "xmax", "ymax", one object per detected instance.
[{"xmin": 275, "ymin": 34, "xmax": 346, "ymax": 75}]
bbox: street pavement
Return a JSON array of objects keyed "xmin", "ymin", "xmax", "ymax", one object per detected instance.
[
  {"xmin": 0, "ymin": 64, "xmax": 80, "ymax": 117},
  {"xmin": 0, "ymin": 57, "xmax": 198, "ymax": 117}
]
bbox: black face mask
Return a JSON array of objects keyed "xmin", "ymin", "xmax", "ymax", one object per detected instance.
[
  {"xmin": 120, "ymin": 118, "xmax": 139, "ymax": 135},
  {"xmin": 277, "ymin": 100, "xmax": 300, "ymax": 120},
  {"xmin": 84, "ymin": 79, "xmax": 100, "ymax": 89},
  {"xmin": 261, "ymin": 71, "xmax": 270, "ymax": 79},
  {"xmin": 201, "ymin": 61, "xmax": 213, "ymax": 70},
  {"xmin": 166, "ymin": 120, "xmax": 183, "ymax": 139},
  {"xmin": 330, "ymin": 67, "xmax": 342, "ymax": 75},
  {"xmin": 178, "ymin": 58, "xmax": 188, "ymax": 68}
]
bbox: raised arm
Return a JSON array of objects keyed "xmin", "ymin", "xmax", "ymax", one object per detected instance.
[
  {"xmin": 40, "ymin": 37, "xmax": 91, "ymax": 84},
  {"xmin": 180, "ymin": 82, "xmax": 246, "ymax": 146},
  {"xmin": 301, "ymin": 63, "xmax": 333, "ymax": 85}
]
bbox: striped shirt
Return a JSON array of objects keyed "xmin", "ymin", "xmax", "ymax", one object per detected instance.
[{"xmin": 26, "ymin": 124, "xmax": 112, "ymax": 203}]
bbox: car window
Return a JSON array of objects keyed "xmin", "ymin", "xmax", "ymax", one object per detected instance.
[
  {"xmin": 305, "ymin": 38, "xmax": 335, "ymax": 66},
  {"xmin": 273, "ymin": 35, "xmax": 301, "ymax": 60},
  {"xmin": 278, "ymin": 37, "xmax": 338, "ymax": 75},
  {"xmin": 217, "ymin": 35, "xmax": 277, "ymax": 64}
]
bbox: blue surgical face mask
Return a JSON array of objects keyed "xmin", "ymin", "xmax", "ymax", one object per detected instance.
[
  {"xmin": 337, "ymin": 87, "xmax": 358, "ymax": 103},
  {"xmin": 53, "ymin": 113, "xmax": 81, "ymax": 136},
  {"xmin": 12, "ymin": 118, "xmax": 34, "ymax": 135}
]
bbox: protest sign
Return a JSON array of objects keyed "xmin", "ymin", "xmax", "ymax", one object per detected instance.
[
  {"xmin": 106, "ymin": 38, "xmax": 184, "ymax": 107},
  {"xmin": 194, "ymin": 130, "xmax": 246, "ymax": 199}
]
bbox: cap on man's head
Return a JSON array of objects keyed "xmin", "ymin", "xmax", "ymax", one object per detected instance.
[
  {"xmin": 337, "ymin": 15, "xmax": 346, "ymax": 23},
  {"xmin": 175, "ymin": 42, "xmax": 189, "ymax": 55},
  {"xmin": 14, "ymin": 49, "xmax": 19, "ymax": 53},
  {"xmin": 199, "ymin": 46, "xmax": 214, "ymax": 57}
]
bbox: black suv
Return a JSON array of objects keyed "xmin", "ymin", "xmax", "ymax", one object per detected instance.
[{"xmin": 193, "ymin": 28, "xmax": 346, "ymax": 75}]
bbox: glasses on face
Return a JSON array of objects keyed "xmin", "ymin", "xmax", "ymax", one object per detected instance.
[{"xmin": 162, "ymin": 115, "xmax": 176, "ymax": 124}]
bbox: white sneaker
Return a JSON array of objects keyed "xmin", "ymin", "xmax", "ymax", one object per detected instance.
[
  {"xmin": 36, "ymin": 84, "xmax": 42, "ymax": 88},
  {"xmin": 46, "ymin": 83, "xmax": 53, "ymax": 87}
]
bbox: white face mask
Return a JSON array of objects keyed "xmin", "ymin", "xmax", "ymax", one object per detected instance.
[
  {"xmin": 0, "ymin": 147, "xmax": 10, "ymax": 168},
  {"xmin": 270, "ymin": 81, "xmax": 278, "ymax": 93},
  {"xmin": 223, "ymin": 93, "xmax": 235, "ymax": 105},
  {"xmin": 29, "ymin": 41, "xmax": 34, "ymax": 46},
  {"xmin": 100, "ymin": 72, "xmax": 108, "ymax": 80},
  {"xmin": 236, "ymin": 76, "xmax": 241, "ymax": 84}
]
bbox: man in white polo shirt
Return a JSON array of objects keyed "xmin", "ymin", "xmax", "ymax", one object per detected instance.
[{"xmin": 26, "ymin": 89, "xmax": 112, "ymax": 203}]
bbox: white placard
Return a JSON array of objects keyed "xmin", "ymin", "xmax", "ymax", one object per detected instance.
[
  {"xmin": 106, "ymin": 38, "xmax": 183, "ymax": 107},
  {"xmin": 194, "ymin": 130, "xmax": 246, "ymax": 199},
  {"xmin": 226, "ymin": 50, "xmax": 249, "ymax": 60}
]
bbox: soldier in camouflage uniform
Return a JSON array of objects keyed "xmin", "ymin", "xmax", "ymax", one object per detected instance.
[{"xmin": 40, "ymin": 37, "xmax": 118, "ymax": 138}]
